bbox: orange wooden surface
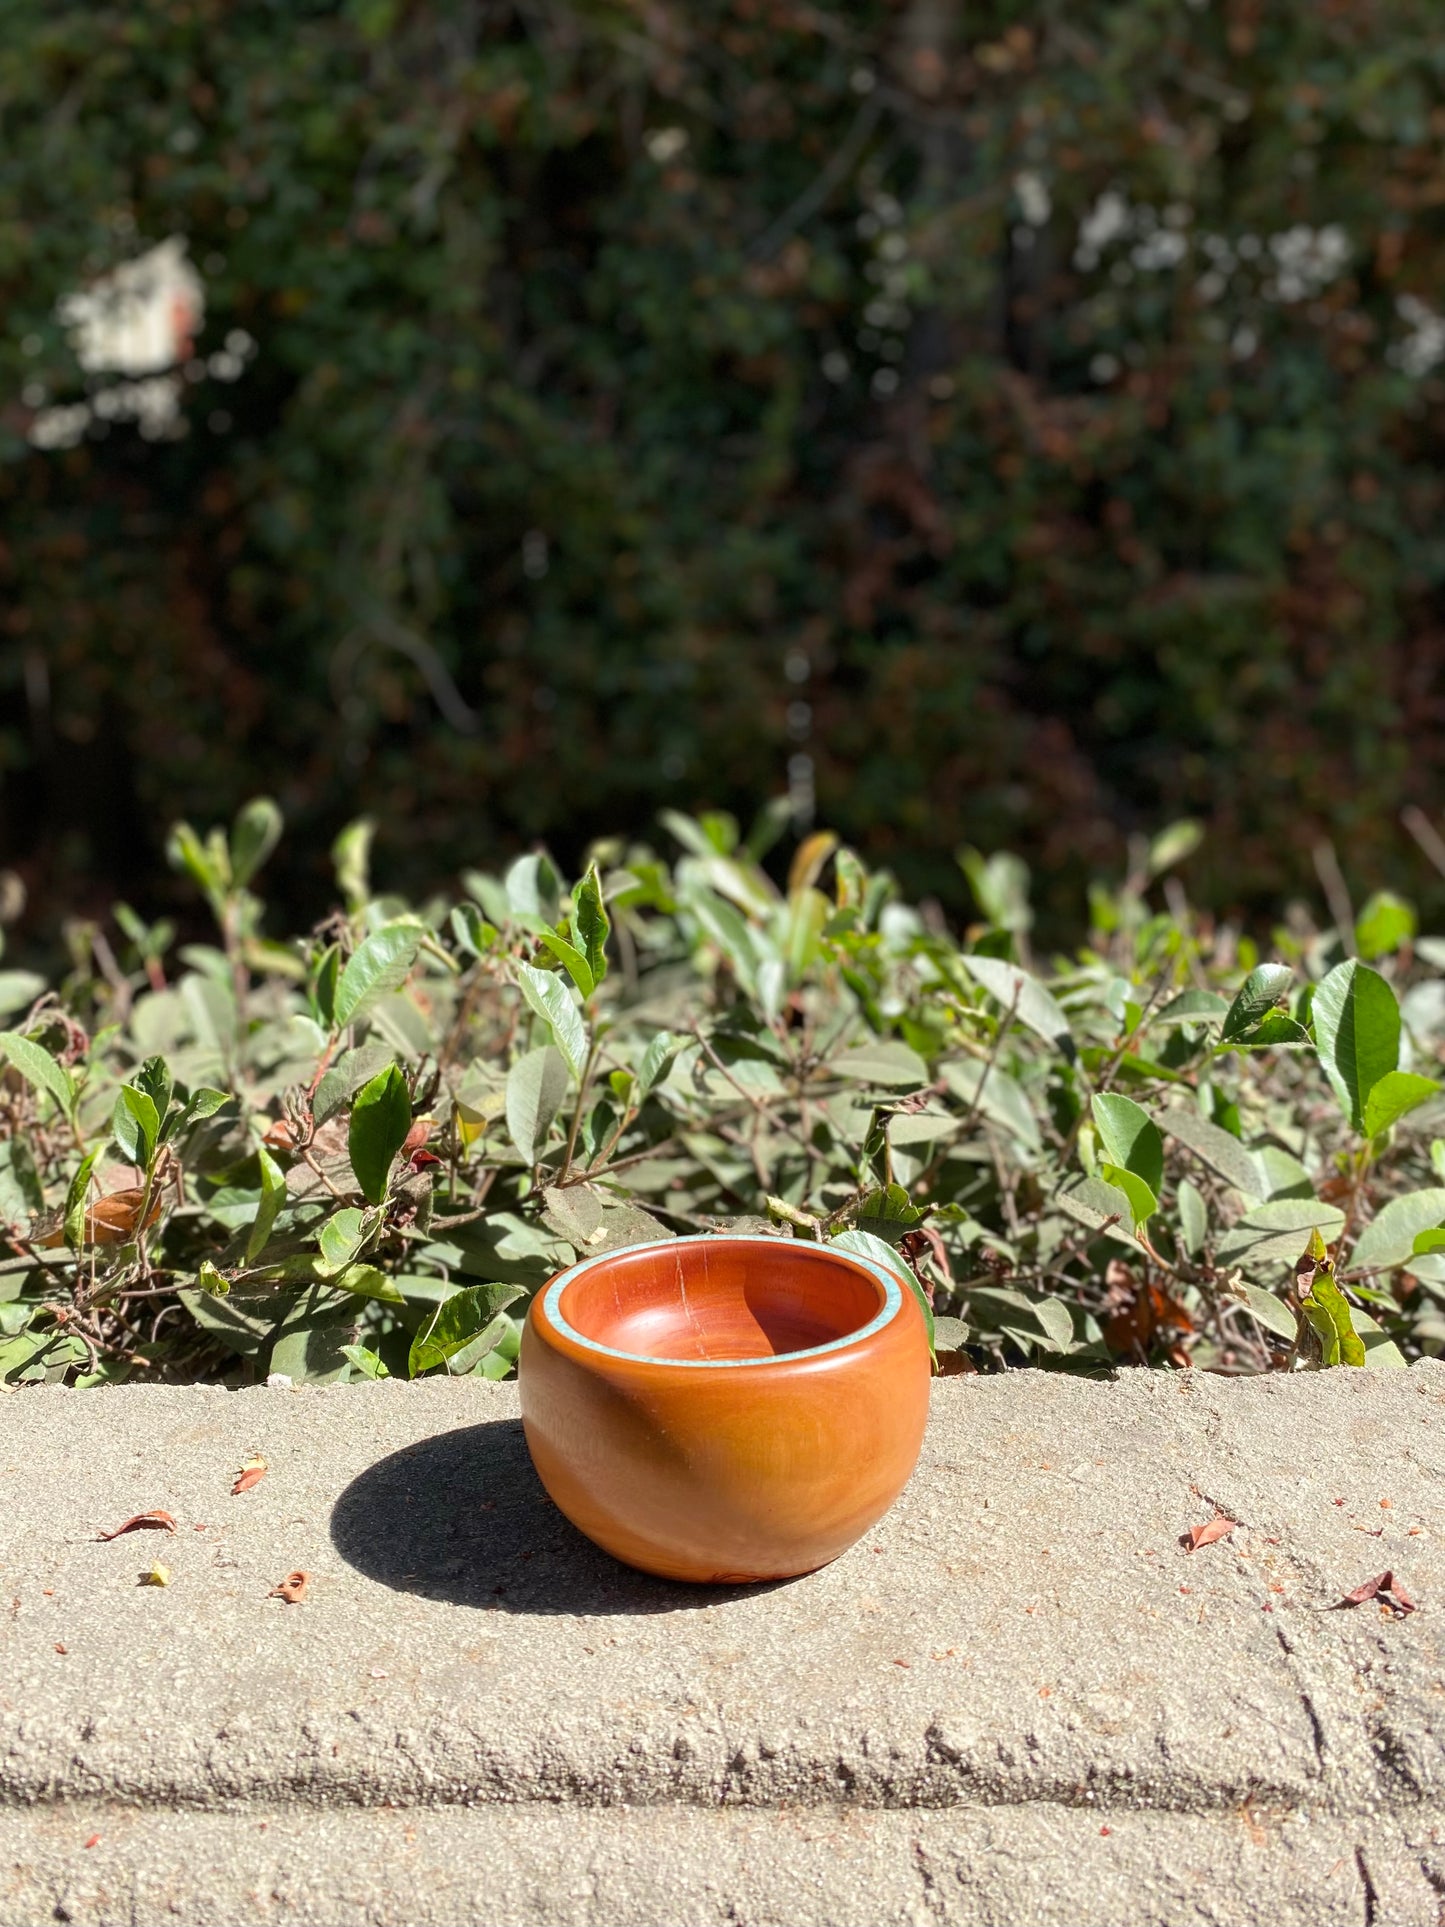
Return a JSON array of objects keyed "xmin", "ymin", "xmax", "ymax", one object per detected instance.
[{"xmin": 520, "ymin": 1236, "xmax": 931, "ymax": 1584}]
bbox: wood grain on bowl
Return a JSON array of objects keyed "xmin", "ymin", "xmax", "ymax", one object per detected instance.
[{"xmin": 519, "ymin": 1236, "xmax": 931, "ymax": 1583}]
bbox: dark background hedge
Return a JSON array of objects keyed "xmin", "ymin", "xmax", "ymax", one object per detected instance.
[{"xmin": 4, "ymin": 0, "xmax": 1445, "ymax": 940}]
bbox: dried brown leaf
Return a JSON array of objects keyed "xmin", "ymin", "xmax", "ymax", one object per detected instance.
[
  {"xmin": 1335, "ymin": 1570, "xmax": 1417, "ymax": 1614},
  {"xmin": 96, "ymin": 1509, "xmax": 177, "ymax": 1542},
  {"xmin": 1185, "ymin": 1516, "xmax": 1238, "ymax": 1552},
  {"xmin": 231, "ymin": 1456, "xmax": 268, "ymax": 1496},
  {"xmin": 35, "ymin": 1187, "xmax": 164, "ymax": 1250},
  {"xmin": 269, "ymin": 1569, "xmax": 310, "ymax": 1604}
]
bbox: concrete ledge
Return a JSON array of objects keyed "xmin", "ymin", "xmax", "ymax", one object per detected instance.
[
  {"xmin": 3, "ymin": 1800, "xmax": 1443, "ymax": 1927},
  {"xmin": 2, "ymin": 1366, "xmax": 1444, "ymax": 1923}
]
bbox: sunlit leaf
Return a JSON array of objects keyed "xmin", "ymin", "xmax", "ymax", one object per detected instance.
[
  {"xmin": 1313, "ymin": 960, "xmax": 1400, "ymax": 1133},
  {"xmin": 332, "ymin": 922, "xmax": 424, "ymax": 1030}
]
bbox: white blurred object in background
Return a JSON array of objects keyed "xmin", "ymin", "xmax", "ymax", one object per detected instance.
[{"xmin": 29, "ymin": 236, "xmax": 207, "ymax": 449}]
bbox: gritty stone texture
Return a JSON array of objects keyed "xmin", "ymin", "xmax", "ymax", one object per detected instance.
[
  {"xmin": 2, "ymin": 1801, "xmax": 1443, "ymax": 1927},
  {"xmin": 1, "ymin": 1366, "xmax": 1444, "ymax": 1924}
]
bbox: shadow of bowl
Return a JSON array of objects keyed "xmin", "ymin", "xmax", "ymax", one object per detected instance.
[{"xmin": 329, "ymin": 1416, "xmax": 789, "ymax": 1616}]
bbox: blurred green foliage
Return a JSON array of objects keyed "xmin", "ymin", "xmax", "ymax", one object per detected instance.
[{"xmin": 3, "ymin": 0, "xmax": 1445, "ymax": 931}]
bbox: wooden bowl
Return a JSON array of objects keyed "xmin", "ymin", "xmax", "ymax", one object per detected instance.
[{"xmin": 519, "ymin": 1235, "xmax": 931, "ymax": 1583}]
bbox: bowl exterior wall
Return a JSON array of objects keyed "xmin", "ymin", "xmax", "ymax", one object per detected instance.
[{"xmin": 520, "ymin": 1272, "xmax": 930, "ymax": 1583}]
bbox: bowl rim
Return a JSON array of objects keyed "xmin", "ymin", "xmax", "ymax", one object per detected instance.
[{"xmin": 538, "ymin": 1234, "xmax": 906, "ymax": 1370}]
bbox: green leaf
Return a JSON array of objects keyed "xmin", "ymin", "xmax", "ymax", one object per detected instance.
[
  {"xmin": 966, "ymin": 1285, "xmax": 1074, "ymax": 1354},
  {"xmin": 1304, "ymin": 1259, "xmax": 1366, "ymax": 1369},
  {"xmin": 1312, "ymin": 959, "xmax": 1400, "ymax": 1133},
  {"xmin": 939, "ymin": 1059, "xmax": 1039, "ymax": 1150},
  {"xmin": 63, "ymin": 1150, "xmax": 101, "ymax": 1253},
  {"xmin": 1355, "ymin": 890, "xmax": 1416, "ymax": 962},
  {"xmin": 1146, "ymin": 819, "xmax": 1204, "ymax": 877},
  {"xmin": 1232, "ymin": 1284, "xmax": 1297, "ymax": 1342},
  {"xmin": 829, "ymin": 1227, "xmax": 934, "ymax": 1361},
  {"xmin": 1232, "ymin": 1011, "xmax": 1311, "ymax": 1049},
  {"xmin": 332, "ymin": 1264, "xmax": 405, "ymax": 1304},
  {"xmin": 1236, "ymin": 1198, "xmax": 1347, "ymax": 1235},
  {"xmin": 957, "ymin": 847, "xmax": 1033, "ymax": 933},
  {"xmin": 1055, "ymin": 1176, "xmax": 1136, "ymax": 1241},
  {"xmin": 506, "ymin": 1045, "xmax": 570, "ymax": 1164},
  {"xmin": 409, "ymin": 1282, "xmax": 526, "ymax": 1377},
  {"xmin": 505, "ymin": 852, "xmax": 564, "ymax": 923},
  {"xmin": 574, "ymin": 864, "xmax": 610, "ymax": 988},
  {"xmin": 133, "ymin": 1055, "xmax": 173, "ymax": 1124},
  {"xmin": 1161, "ymin": 1106, "xmax": 1265, "ymax": 1199},
  {"xmin": 314, "ymin": 1043, "xmax": 397, "ymax": 1125},
  {"xmin": 331, "ymin": 817, "xmax": 376, "ymax": 911},
  {"xmin": 1177, "ymin": 1177, "xmax": 1207, "ymax": 1258},
  {"xmin": 310, "ymin": 944, "xmax": 340, "ymax": 1029},
  {"xmin": 957, "ymin": 954, "xmax": 1074, "ymax": 1058},
  {"xmin": 1099, "ymin": 1162, "xmax": 1158, "ymax": 1232},
  {"xmin": 230, "ymin": 796, "xmax": 283, "ymax": 886},
  {"xmin": 1220, "ymin": 963, "xmax": 1294, "ymax": 1042},
  {"xmin": 166, "ymin": 820, "xmax": 227, "ymax": 904},
  {"xmin": 540, "ymin": 1183, "xmax": 605, "ymax": 1248},
  {"xmin": 661, "ymin": 808, "xmax": 727, "ymax": 858},
  {"xmin": 1090, "ymin": 1093, "xmax": 1164, "ymax": 1193},
  {"xmin": 0, "ymin": 971, "xmax": 46, "ymax": 1019},
  {"xmin": 450, "ymin": 903, "xmax": 497, "ymax": 960},
  {"xmin": 111, "ymin": 1086, "xmax": 160, "ymax": 1169},
  {"xmin": 533, "ymin": 931, "xmax": 594, "ymax": 1000},
  {"xmin": 317, "ymin": 1206, "xmax": 372, "ymax": 1275},
  {"xmin": 515, "ymin": 962, "xmax": 588, "ymax": 1080},
  {"xmin": 1361, "ymin": 1070, "xmax": 1440, "ymax": 1140},
  {"xmin": 0, "ymin": 1032, "xmax": 75, "ymax": 1120},
  {"xmin": 332, "ymin": 922, "xmax": 423, "ymax": 1030},
  {"xmin": 348, "ymin": 1064, "xmax": 412, "ymax": 1204},
  {"xmin": 246, "ymin": 1144, "xmax": 287, "ymax": 1263},
  {"xmin": 1350, "ymin": 1188, "xmax": 1445, "ymax": 1271},
  {"xmin": 854, "ymin": 1183, "xmax": 924, "ymax": 1243},
  {"xmin": 342, "ymin": 1342, "xmax": 390, "ymax": 1379},
  {"xmin": 832, "ymin": 1040, "xmax": 929, "ymax": 1087},
  {"xmin": 166, "ymin": 1086, "xmax": 229, "ymax": 1142},
  {"xmin": 685, "ymin": 887, "xmax": 760, "ymax": 995},
  {"xmin": 636, "ymin": 1029, "xmax": 680, "ymax": 1101},
  {"xmin": 0, "ymin": 1136, "xmax": 43, "ymax": 1220},
  {"xmin": 195, "ymin": 1259, "xmax": 230, "ymax": 1296},
  {"xmin": 1352, "ymin": 1307, "xmax": 1408, "ymax": 1369},
  {"xmin": 1253, "ymin": 1145, "xmax": 1315, "ymax": 1200},
  {"xmin": 1155, "ymin": 990, "xmax": 1229, "ymax": 1026}
]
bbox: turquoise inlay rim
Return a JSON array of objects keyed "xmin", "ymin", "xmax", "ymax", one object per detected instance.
[{"xmin": 541, "ymin": 1235, "xmax": 904, "ymax": 1369}]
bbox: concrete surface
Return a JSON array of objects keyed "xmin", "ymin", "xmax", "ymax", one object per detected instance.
[{"xmin": 1, "ymin": 1366, "xmax": 1443, "ymax": 1925}]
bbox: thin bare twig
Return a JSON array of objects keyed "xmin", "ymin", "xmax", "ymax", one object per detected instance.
[
  {"xmin": 1313, "ymin": 840, "xmax": 1356, "ymax": 958},
  {"xmin": 1402, "ymin": 805, "xmax": 1445, "ymax": 883}
]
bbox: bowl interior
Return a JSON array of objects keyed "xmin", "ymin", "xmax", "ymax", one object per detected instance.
[{"xmin": 557, "ymin": 1240, "xmax": 888, "ymax": 1363}]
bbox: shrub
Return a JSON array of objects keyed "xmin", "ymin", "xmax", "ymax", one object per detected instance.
[
  {"xmin": 0, "ymin": 802, "xmax": 1441, "ymax": 1386},
  {"xmin": 5, "ymin": 4, "xmax": 1445, "ymax": 926}
]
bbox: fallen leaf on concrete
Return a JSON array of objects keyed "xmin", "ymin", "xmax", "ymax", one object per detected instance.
[
  {"xmin": 54, "ymin": 1643, "xmax": 67, "ymax": 1654},
  {"xmin": 1334, "ymin": 1571, "xmax": 1416, "ymax": 1616},
  {"xmin": 1184, "ymin": 1516, "xmax": 1237, "ymax": 1552},
  {"xmin": 232, "ymin": 1456, "xmax": 267, "ymax": 1496},
  {"xmin": 269, "ymin": 1570, "xmax": 310, "ymax": 1604},
  {"xmin": 96, "ymin": 1509, "xmax": 176, "ymax": 1541},
  {"xmin": 139, "ymin": 1562, "xmax": 171, "ymax": 1587},
  {"xmin": 84, "ymin": 1835, "xmax": 100, "ymax": 1850}
]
